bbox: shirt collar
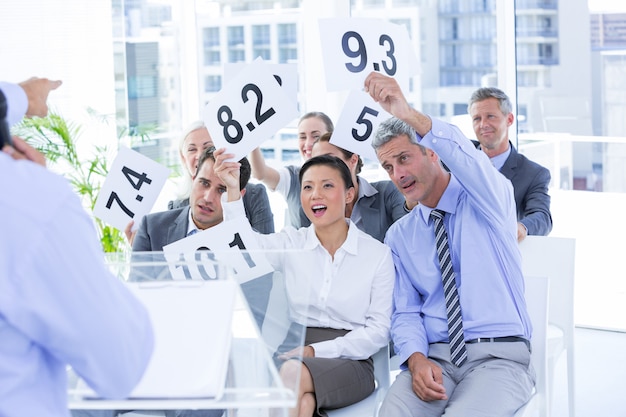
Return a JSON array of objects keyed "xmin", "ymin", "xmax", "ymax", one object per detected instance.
[
  {"xmin": 416, "ymin": 174, "xmax": 462, "ymax": 224},
  {"xmin": 357, "ymin": 176, "xmax": 378, "ymax": 199},
  {"xmin": 303, "ymin": 219, "xmax": 359, "ymax": 255},
  {"xmin": 187, "ymin": 208, "xmax": 200, "ymax": 236},
  {"xmin": 490, "ymin": 145, "xmax": 512, "ymax": 170}
]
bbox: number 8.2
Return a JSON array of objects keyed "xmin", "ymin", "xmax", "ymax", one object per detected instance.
[
  {"xmin": 217, "ymin": 83, "xmax": 276, "ymax": 144},
  {"xmin": 342, "ymin": 31, "xmax": 397, "ymax": 76}
]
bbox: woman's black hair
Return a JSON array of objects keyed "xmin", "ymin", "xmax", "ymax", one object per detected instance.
[
  {"xmin": 314, "ymin": 132, "xmax": 364, "ymax": 174},
  {"xmin": 299, "ymin": 154, "xmax": 354, "ymax": 190}
]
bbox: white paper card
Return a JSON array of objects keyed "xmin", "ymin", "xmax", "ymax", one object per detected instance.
[
  {"xmin": 319, "ymin": 18, "xmax": 417, "ymax": 92},
  {"xmin": 223, "ymin": 62, "xmax": 298, "ymax": 108},
  {"xmin": 331, "ymin": 90, "xmax": 391, "ymax": 162},
  {"xmin": 162, "ymin": 217, "xmax": 273, "ymax": 284},
  {"xmin": 203, "ymin": 58, "xmax": 300, "ymax": 161},
  {"xmin": 94, "ymin": 146, "xmax": 170, "ymax": 232}
]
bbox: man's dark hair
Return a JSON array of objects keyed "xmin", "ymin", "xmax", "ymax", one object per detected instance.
[{"xmin": 196, "ymin": 146, "xmax": 251, "ymax": 191}]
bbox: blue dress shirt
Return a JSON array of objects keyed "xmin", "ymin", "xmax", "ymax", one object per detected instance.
[{"xmin": 384, "ymin": 118, "xmax": 532, "ymax": 368}]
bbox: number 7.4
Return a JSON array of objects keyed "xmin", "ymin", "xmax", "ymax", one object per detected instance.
[{"xmin": 105, "ymin": 191, "xmax": 135, "ymax": 218}]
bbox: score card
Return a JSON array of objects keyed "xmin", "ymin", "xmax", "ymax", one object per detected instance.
[
  {"xmin": 93, "ymin": 146, "xmax": 170, "ymax": 232},
  {"xmin": 203, "ymin": 58, "xmax": 300, "ymax": 162}
]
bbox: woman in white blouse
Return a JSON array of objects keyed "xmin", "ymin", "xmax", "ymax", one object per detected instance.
[{"xmin": 215, "ymin": 149, "xmax": 394, "ymax": 417}]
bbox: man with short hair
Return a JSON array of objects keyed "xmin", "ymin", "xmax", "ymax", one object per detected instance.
[
  {"xmin": 468, "ymin": 87, "xmax": 552, "ymax": 241},
  {"xmin": 133, "ymin": 147, "xmax": 252, "ymax": 251},
  {"xmin": 365, "ymin": 72, "xmax": 534, "ymax": 416}
]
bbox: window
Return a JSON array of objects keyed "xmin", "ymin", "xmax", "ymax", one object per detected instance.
[
  {"xmin": 204, "ymin": 75, "xmax": 222, "ymax": 92},
  {"xmin": 10, "ymin": 0, "xmax": 626, "ymax": 332},
  {"xmin": 227, "ymin": 26, "xmax": 244, "ymax": 46},
  {"xmin": 204, "ymin": 50, "xmax": 220, "ymax": 66},
  {"xmin": 127, "ymin": 76, "xmax": 157, "ymax": 99},
  {"xmin": 278, "ymin": 23, "xmax": 297, "ymax": 44},
  {"xmin": 252, "ymin": 25, "xmax": 270, "ymax": 46},
  {"xmin": 203, "ymin": 27, "xmax": 220, "ymax": 48}
]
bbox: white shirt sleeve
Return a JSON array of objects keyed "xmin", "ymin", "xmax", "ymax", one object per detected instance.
[{"xmin": 274, "ymin": 166, "xmax": 292, "ymax": 196}]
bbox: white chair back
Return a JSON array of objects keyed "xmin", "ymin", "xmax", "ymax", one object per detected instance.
[
  {"xmin": 519, "ymin": 236, "xmax": 576, "ymax": 416},
  {"xmin": 515, "ymin": 275, "xmax": 550, "ymax": 417}
]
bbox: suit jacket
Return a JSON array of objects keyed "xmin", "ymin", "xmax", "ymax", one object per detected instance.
[
  {"xmin": 353, "ymin": 178, "xmax": 407, "ymax": 242},
  {"xmin": 474, "ymin": 140, "xmax": 553, "ymax": 236},
  {"xmin": 133, "ymin": 206, "xmax": 189, "ymax": 252}
]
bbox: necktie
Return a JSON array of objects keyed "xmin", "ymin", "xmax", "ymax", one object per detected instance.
[
  {"xmin": 430, "ymin": 209, "xmax": 467, "ymax": 367},
  {"xmin": 187, "ymin": 229, "xmax": 199, "ymax": 236}
]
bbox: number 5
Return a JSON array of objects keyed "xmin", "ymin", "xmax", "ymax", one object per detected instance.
[{"xmin": 352, "ymin": 106, "xmax": 379, "ymax": 142}]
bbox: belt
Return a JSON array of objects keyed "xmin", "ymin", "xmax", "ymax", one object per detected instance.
[{"xmin": 466, "ymin": 336, "xmax": 530, "ymax": 350}]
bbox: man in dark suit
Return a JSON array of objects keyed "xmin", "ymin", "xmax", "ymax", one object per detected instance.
[{"xmin": 468, "ymin": 87, "xmax": 552, "ymax": 241}]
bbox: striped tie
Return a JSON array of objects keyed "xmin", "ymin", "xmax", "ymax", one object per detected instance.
[{"xmin": 430, "ymin": 209, "xmax": 467, "ymax": 367}]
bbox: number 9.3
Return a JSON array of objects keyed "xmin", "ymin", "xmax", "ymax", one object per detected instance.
[{"xmin": 341, "ymin": 31, "xmax": 397, "ymax": 76}]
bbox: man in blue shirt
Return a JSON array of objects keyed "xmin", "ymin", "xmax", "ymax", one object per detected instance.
[
  {"xmin": 1, "ymin": 79, "xmax": 154, "ymax": 417},
  {"xmin": 365, "ymin": 72, "xmax": 534, "ymax": 415}
]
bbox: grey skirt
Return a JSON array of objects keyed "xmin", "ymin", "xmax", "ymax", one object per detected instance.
[{"xmin": 277, "ymin": 326, "xmax": 375, "ymax": 417}]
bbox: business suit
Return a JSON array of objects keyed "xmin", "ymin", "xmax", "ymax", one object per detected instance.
[
  {"xmin": 474, "ymin": 140, "xmax": 552, "ymax": 236},
  {"xmin": 132, "ymin": 206, "xmax": 273, "ymax": 330},
  {"xmin": 353, "ymin": 177, "xmax": 407, "ymax": 242},
  {"xmin": 133, "ymin": 207, "xmax": 189, "ymax": 252}
]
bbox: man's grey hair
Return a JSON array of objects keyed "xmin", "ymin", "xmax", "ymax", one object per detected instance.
[
  {"xmin": 372, "ymin": 117, "xmax": 420, "ymax": 151},
  {"xmin": 467, "ymin": 87, "xmax": 512, "ymax": 115}
]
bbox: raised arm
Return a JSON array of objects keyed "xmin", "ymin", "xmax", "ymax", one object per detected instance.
[
  {"xmin": 364, "ymin": 72, "xmax": 431, "ymax": 136},
  {"xmin": 249, "ymin": 147, "xmax": 281, "ymax": 190},
  {"xmin": 214, "ymin": 148, "xmax": 244, "ymax": 202}
]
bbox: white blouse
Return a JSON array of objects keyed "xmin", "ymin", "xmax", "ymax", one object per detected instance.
[{"xmin": 223, "ymin": 197, "xmax": 394, "ymax": 360}]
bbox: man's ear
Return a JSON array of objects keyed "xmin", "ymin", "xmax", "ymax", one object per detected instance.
[
  {"xmin": 240, "ymin": 188, "xmax": 247, "ymax": 198},
  {"xmin": 507, "ymin": 112, "xmax": 515, "ymax": 127},
  {"xmin": 348, "ymin": 153, "xmax": 359, "ymax": 170}
]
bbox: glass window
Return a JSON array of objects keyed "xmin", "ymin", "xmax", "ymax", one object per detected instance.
[
  {"xmin": 10, "ymin": 0, "xmax": 626, "ymax": 333},
  {"xmin": 252, "ymin": 25, "xmax": 270, "ymax": 46},
  {"xmin": 261, "ymin": 148, "xmax": 275, "ymax": 159},
  {"xmin": 229, "ymin": 50, "xmax": 246, "ymax": 63},
  {"xmin": 279, "ymin": 47, "xmax": 297, "ymax": 64},
  {"xmin": 228, "ymin": 26, "xmax": 244, "ymax": 46},
  {"xmin": 282, "ymin": 149, "xmax": 300, "ymax": 162},
  {"xmin": 127, "ymin": 76, "xmax": 157, "ymax": 99},
  {"xmin": 204, "ymin": 50, "xmax": 221, "ymax": 66},
  {"xmin": 204, "ymin": 75, "xmax": 222, "ymax": 92},
  {"xmin": 278, "ymin": 23, "xmax": 297, "ymax": 44},
  {"xmin": 203, "ymin": 27, "xmax": 220, "ymax": 47}
]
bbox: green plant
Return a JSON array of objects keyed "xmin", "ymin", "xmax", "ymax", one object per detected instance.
[{"xmin": 14, "ymin": 111, "xmax": 154, "ymax": 253}]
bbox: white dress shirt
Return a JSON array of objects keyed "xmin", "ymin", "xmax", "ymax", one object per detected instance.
[{"xmin": 223, "ymin": 197, "xmax": 394, "ymax": 360}]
